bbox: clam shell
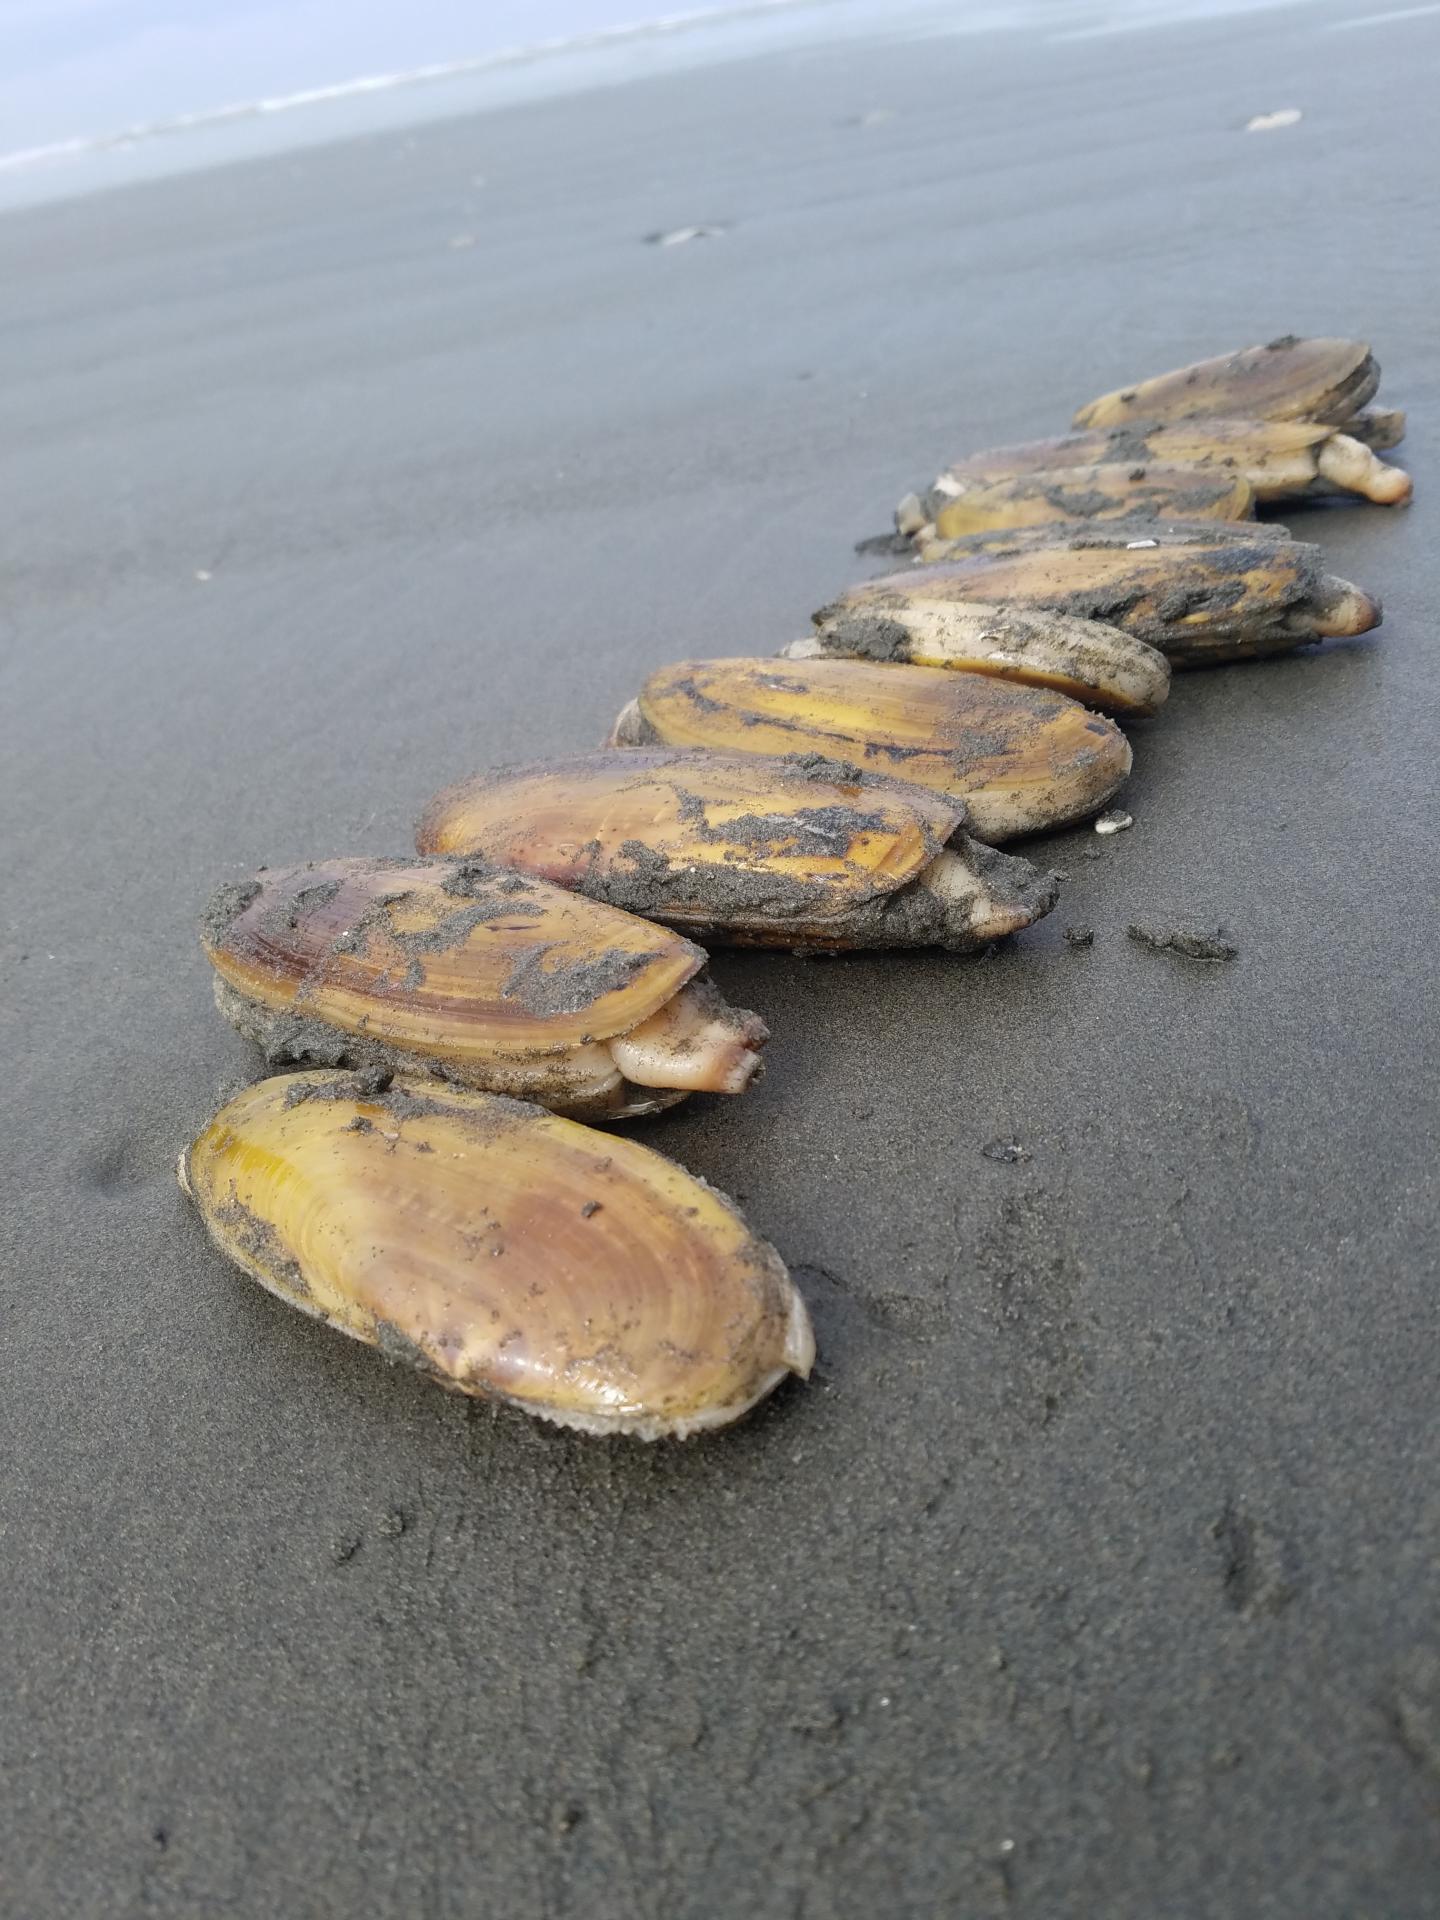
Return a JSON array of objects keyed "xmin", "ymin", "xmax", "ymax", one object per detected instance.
[
  {"xmin": 914, "ymin": 517, "xmax": 1294, "ymax": 564},
  {"xmin": 854, "ymin": 534, "xmax": 1381, "ymax": 667},
  {"xmin": 610, "ymin": 658, "xmax": 1131, "ymax": 842},
  {"xmin": 416, "ymin": 747, "xmax": 1055, "ymax": 950},
  {"xmin": 928, "ymin": 462, "xmax": 1254, "ymax": 539},
  {"xmin": 202, "ymin": 857, "xmax": 764, "ymax": 1119},
  {"xmin": 928, "ymin": 418, "xmax": 1409, "ymax": 508},
  {"xmin": 935, "ymin": 419, "xmax": 1330, "ymax": 488},
  {"xmin": 1072, "ymin": 337, "xmax": 1379, "ymax": 429},
  {"xmin": 181, "ymin": 1071, "xmax": 813, "ymax": 1439},
  {"xmin": 798, "ymin": 598, "xmax": 1170, "ymax": 717}
]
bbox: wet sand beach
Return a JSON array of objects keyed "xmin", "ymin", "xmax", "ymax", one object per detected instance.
[{"xmin": 2, "ymin": 3, "xmax": 1438, "ymax": 1913}]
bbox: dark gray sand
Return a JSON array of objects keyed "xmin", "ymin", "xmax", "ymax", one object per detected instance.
[{"xmin": 3, "ymin": 7, "xmax": 1439, "ymax": 1915}]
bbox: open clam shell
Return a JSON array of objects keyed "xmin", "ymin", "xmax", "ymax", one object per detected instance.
[
  {"xmin": 853, "ymin": 534, "xmax": 1381, "ymax": 667},
  {"xmin": 181, "ymin": 1071, "xmax": 813, "ymax": 1439},
  {"xmin": 924, "ymin": 461, "xmax": 1254, "ymax": 539},
  {"xmin": 609, "ymin": 658, "xmax": 1131, "ymax": 842},
  {"xmin": 1072, "ymin": 336, "xmax": 1380, "ymax": 430},
  {"xmin": 417, "ymin": 748, "xmax": 1056, "ymax": 951},
  {"xmin": 201, "ymin": 857, "xmax": 767, "ymax": 1120},
  {"xmin": 794, "ymin": 599, "xmax": 1169, "ymax": 717},
  {"xmin": 921, "ymin": 417, "xmax": 1409, "ymax": 510}
]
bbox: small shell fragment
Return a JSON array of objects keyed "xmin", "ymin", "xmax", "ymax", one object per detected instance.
[
  {"xmin": 417, "ymin": 748, "xmax": 1057, "ymax": 952},
  {"xmin": 1073, "ymin": 337, "xmax": 1380, "ymax": 430},
  {"xmin": 609, "ymin": 657, "xmax": 1131, "ymax": 842},
  {"xmin": 1094, "ymin": 810, "xmax": 1133, "ymax": 836},
  {"xmin": 201, "ymin": 857, "xmax": 767, "ymax": 1120},
  {"xmin": 181, "ymin": 1071, "xmax": 813, "ymax": 1439},
  {"xmin": 1245, "ymin": 108, "xmax": 1302, "ymax": 133},
  {"xmin": 646, "ymin": 224, "xmax": 727, "ymax": 246}
]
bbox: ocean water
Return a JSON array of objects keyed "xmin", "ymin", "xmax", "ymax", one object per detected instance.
[{"xmin": 0, "ymin": 0, "xmax": 1332, "ymax": 210}]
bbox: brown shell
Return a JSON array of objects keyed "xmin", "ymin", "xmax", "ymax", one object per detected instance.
[
  {"xmin": 928, "ymin": 462, "xmax": 1253, "ymax": 539},
  {"xmin": 930, "ymin": 417, "xmax": 1409, "ymax": 508},
  {"xmin": 1072, "ymin": 337, "xmax": 1378, "ymax": 429},
  {"xmin": 614, "ymin": 658, "xmax": 1131, "ymax": 841},
  {"xmin": 181, "ymin": 1071, "xmax": 813, "ymax": 1439},
  {"xmin": 417, "ymin": 747, "xmax": 1055, "ymax": 951},
  {"xmin": 913, "ymin": 516, "xmax": 1294, "ymax": 565},
  {"xmin": 939, "ymin": 419, "xmax": 1331, "ymax": 485},
  {"xmin": 418, "ymin": 747, "xmax": 961, "ymax": 925},
  {"xmin": 847, "ymin": 538, "xmax": 1378, "ymax": 666},
  {"xmin": 921, "ymin": 517, "xmax": 1292, "ymax": 554},
  {"xmin": 202, "ymin": 857, "xmax": 708, "ymax": 1116}
]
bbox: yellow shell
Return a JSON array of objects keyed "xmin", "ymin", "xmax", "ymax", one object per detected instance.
[
  {"xmin": 862, "ymin": 534, "xmax": 1381, "ymax": 666},
  {"xmin": 928, "ymin": 462, "xmax": 1254, "ymax": 539},
  {"xmin": 202, "ymin": 857, "xmax": 766, "ymax": 1119},
  {"xmin": 1073, "ymin": 337, "xmax": 1379, "ymax": 429},
  {"xmin": 611, "ymin": 658, "xmax": 1131, "ymax": 841},
  {"xmin": 417, "ymin": 747, "xmax": 1056, "ymax": 950},
  {"xmin": 181, "ymin": 1071, "xmax": 813, "ymax": 1439}
]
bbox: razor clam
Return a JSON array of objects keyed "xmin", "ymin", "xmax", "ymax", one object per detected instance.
[
  {"xmin": 915, "ymin": 417, "xmax": 1409, "ymax": 516},
  {"xmin": 202, "ymin": 857, "xmax": 767, "ymax": 1121},
  {"xmin": 836, "ymin": 532, "xmax": 1380, "ymax": 667},
  {"xmin": 1073, "ymin": 336, "xmax": 1380, "ymax": 429},
  {"xmin": 787, "ymin": 601, "xmax": 1169, "ymax": 717},
  {"xmin": 181, "ymin": 1071, "xmax": 813, "ymax": 1439},
  {"xmin": 910, "ymin": 516, "xmax": 1296, "ymax": 566},
  {"xmin": 609, "ymin": 658, "xmax": 1131, "ymax": 841},
  {"xmin": 918, "ymin": 461, "xmax": 1255, "ymax": 540},
  {"xmin": 417, "ymin": 748, "xmax": 1057, "ymax": 950}
]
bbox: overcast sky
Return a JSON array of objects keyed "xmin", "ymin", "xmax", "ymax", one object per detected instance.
[{"xmin": 0, "ymin": 0, "xmax": 709, "ymax": 149}]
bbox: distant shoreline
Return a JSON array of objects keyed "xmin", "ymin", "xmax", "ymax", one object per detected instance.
[
  {"xmin": 0, "ymin": 0, "xmax": 1320, "ymax": 214},
  {"xmin": 0, "ymin": 0, "xmax": 849, "ymax": 184}
]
